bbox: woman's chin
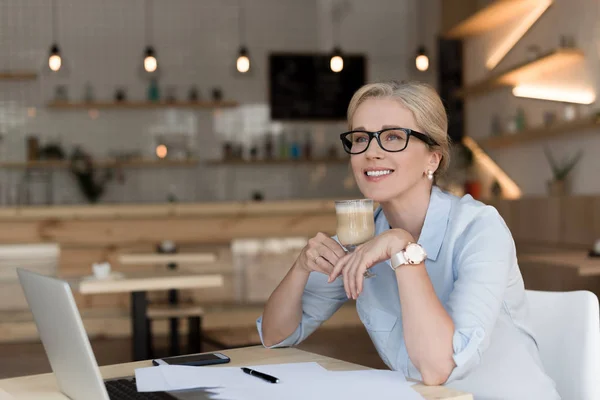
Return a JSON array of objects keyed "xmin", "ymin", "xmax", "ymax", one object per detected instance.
[{"xmin": 358, "ymin": 187, "xmax": 398, "ymax": 204}]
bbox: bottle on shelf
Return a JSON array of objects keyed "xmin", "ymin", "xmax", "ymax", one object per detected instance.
[
  {"xmin": 278, "ymin": 131, "xmax": 288, "ymax": 160},
  {"xmin": 303, "ymin": 130, "xmax": 312, "ymax": 160},
  {"xmin": 264, "ymin": 133, "xmax": 274, "ymax": 160},
  {"xmin": 289, "ymin": 131, "xmax": 301, "ymax": 160},
  {"xmin": 147, "ymin": 79, "xmax": 160, "ymax": 102}
]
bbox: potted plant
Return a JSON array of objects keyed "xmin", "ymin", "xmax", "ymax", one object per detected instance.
[
  {"xmin": 455, "ymin": 141, "xmax": 481, "ymax": 199},
  {"xmin": 544, "ymin": 147, "xmax": 583, "ymax": 196}
]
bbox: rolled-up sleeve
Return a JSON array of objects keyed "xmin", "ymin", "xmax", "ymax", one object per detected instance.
[
  {"xmin": 256, "ymin": 271, "xmax": 348, "ymax": 348},
  {"xmin": 445, "ymin": 207, "xmax": 514, "ymax": 382}
]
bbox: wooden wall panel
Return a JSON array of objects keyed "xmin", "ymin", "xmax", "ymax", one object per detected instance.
[
  {"xmin": 0, "ymin": 215, "xmax": 336, "ymax": 247},
  {"xmin": 511, "ymin": 198, "xmax": 561, "ymax": 244},
  {"xmin": 560, "ymin": 197, "xmax": 598, "ymax": 247}
]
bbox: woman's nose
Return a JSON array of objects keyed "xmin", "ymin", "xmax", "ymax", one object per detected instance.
[{"xmin": 364, "ymin": 137, "xmax": 385, "ymax": 159}]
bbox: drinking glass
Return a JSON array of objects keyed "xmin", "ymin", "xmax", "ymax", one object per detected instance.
[{"xmin": 334, "ymin": 199, "xmax": 376, "ymax": 278}]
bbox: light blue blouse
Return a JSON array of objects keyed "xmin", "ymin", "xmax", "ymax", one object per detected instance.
[{"xmin": 257, "ymin": 186, "xmax": 561, "ymax": 399}]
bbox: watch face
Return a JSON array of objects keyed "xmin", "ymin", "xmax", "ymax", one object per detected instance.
[{"xmin": 405, "ymin": 243, "xmax": 426, "ymax": 264}]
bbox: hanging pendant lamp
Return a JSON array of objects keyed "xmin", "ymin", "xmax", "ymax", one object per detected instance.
[{"xmin": 235, "ymin": 0, "xmax": 251, "ymax": 74}]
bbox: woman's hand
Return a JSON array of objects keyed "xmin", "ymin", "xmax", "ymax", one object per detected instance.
[
  {"xmin": 295, "ymin": 232, "xmax": 348, "ymax": 275},
  {"xmin": 328, "ymin": 229, "xmax": 414, "ymax": 299}
]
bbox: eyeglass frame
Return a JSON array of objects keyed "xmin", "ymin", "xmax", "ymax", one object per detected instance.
[{"xmin": 339, "ymin": 127, "xmax": 439, "ymax": 155}]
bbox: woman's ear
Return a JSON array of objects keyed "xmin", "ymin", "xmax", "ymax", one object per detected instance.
[{"xmin": 428, "ymin": 150, "xmax": 442, "ymax": 173}]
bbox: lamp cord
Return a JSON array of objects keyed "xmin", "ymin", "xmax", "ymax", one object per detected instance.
[
  {"xmin": 51, "ymin": 0, "xmax": 58, "ymax": 43},
  {"xmin": 145, "ymin": 0, "xmax": 153, "ymax": 46},
  {"xmin": 238, "ymin": 0, "xmax": 245, "ymax": 46}
]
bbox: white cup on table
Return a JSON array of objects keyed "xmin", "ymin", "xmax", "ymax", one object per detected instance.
[{"xmin": 92, "ymin": 262, "xmax": 112, "ymax": 279}]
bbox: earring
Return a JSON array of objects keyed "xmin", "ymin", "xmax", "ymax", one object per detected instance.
[{"xmin": 426, "ymin": 170, "xmax": 434, "ymax": 180}]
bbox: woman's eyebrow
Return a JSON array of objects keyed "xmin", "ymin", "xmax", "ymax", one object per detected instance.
[{"xmin": 351, "ymin": 125, "xmax": 402, "ymax": 131}]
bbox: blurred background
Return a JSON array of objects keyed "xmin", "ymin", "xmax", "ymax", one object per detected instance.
[{"xmin": 1, "ymin": 0, "xmax": 599, "ymax": 380}]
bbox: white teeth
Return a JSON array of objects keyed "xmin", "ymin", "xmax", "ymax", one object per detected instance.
[{"xmin": 366, "ymin": 170, "xmax": 393, "ymax": 177}]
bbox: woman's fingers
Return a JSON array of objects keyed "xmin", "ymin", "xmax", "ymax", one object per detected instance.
[
  {"xmin": 329, "ymin": 253, "xmax": 350, "ymax": 283},
  {"xmin": 322, "ymin": 237, "xmax": 348, "ymax": 259},
  {"xmin": 316, "ymin": 244, "xmax": 340, "ymax": 268},
  {"xmin": 356, "ymin": 262, "xmax": 369, "ymax": 296},
  {"xmin": 342, "ymin": 257, "xmax": 352, "ymax": 298},
  {"xmin": 347, "ymin": 256, "xmax": 362, "ymax": 299},
  {"xmin": 314, "ymin": 256, "xmax": 334, "ymax": 274}
]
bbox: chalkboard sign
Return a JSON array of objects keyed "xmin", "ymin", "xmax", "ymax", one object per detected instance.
[{"xmin": 268, "ymin": 53, "xmax": 366, "ymax": 121}]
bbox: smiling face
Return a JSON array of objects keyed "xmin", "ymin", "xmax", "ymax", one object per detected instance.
[{"xmin": 349, "ymin": 97, "xmax": 440, "ymax": 203}]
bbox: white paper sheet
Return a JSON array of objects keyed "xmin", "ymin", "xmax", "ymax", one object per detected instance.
[
  {"xmin": 134, "ymin": 362, "xmax": 326, "ymax": 392},
  {"xmin": 207, "ymin": 369, "xmax": 423, "ymax": 400},
  {"xmin": 0, "ymin": 389, "xmax": 14, "ymax": 400},
  {"xmin": 135, "ymin": 362, "xmax": 423, "ymax": 400}
]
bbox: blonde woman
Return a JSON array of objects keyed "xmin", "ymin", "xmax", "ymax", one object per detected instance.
[{"xmin": 257, "ymin": 81, "xmax": 559, "ymax": 399}]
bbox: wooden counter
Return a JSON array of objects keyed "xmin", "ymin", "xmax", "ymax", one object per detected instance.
[
  {"xmin": 0, "ymin": 199, "xmax": 338, "ymax": 246},
  {"xmin": 0, "ymin": 199, "xmax": 339, "ymax": 314}
]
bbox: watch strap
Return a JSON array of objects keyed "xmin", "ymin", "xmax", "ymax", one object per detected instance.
[{"xmin": 390, "ymin": 250, "xmax": 407, "ymax": 270}]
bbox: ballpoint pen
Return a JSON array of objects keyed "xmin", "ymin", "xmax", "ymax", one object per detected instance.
[{"xmin": 241, "ymin": 367, "xmax": 280, "ymax": 384}]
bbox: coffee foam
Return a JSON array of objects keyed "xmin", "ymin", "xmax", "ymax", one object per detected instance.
[{"xmin": 334, "ymin": 201, "xmax": 373, "ymax": 213}]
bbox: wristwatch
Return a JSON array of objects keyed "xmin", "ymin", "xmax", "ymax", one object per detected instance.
[{"xmin": 390, "ymin": 242, "xmax": 427, "ymax": 270}]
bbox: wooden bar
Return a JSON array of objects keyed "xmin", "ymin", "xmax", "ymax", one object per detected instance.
[
  {"xmin": 76, "ymin": 272, "xmax": 224, "ymax": 294},
  {"xmin": 118, "ymin": 253, "xmax": 218, "ymax": 265}
]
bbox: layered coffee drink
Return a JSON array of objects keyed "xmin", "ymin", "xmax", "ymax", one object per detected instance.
[{"xmin": 334, "ymin": 199, "xmax": 375, "ymax": 248}]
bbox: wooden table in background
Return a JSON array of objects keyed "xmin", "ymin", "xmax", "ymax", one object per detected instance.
[
  {"xmin": 520, "ymin": 252, "xmax": 600, "ymax": 276},
  {"xmin": 74, "ymin": 271, "xmax": 224, "ymax": 361},
  {"xmin": 0, "ymin": 346, "xmax": 473, "ymax": 400}
]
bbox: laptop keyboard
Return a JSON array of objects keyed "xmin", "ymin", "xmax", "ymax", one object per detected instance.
[{"xmin": 105, "ymin": 379, "xmax": 177, "ymax": 400}]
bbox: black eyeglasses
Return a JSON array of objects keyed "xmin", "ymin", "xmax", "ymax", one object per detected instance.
[{"xmin": 339, "ymin": 127, "xmax": 438, "ymax": 155}]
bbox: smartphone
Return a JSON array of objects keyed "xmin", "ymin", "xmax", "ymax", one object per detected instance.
[{"xmin": 152, "ymin": 352, "xmax": 230, "ymax": 367}]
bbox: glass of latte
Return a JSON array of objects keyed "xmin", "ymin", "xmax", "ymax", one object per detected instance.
[{"xmin": 334, "ymin": 199, "xmax": 376, "ymax": 278}]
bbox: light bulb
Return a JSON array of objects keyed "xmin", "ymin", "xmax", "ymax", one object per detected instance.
[
  {"xmin": 143, "ymin": 47, "xmax": 158, "ymax": 73},
  {"xmin": 48, "ymin": 44, "xmax": 62, "ymax": 72},
  {"xmin": 415, "ymin": 46, "xmax": 429, "ymax": 72},
  {"xmin": 144, "ymin": 56, "xmax": 157, "ymax": 73},
  {"xmin": 156, "ymin": 144, "xmax": 167, "ymax": 159},
  {"xmin": 237, "ymin": 55, "xmax": 250, "ymax": 73},
  {"xmin": 49, "ymin": 55, "xmax": 62, "ymax": 72},
  {"xmin": 236, "ymin": 47, "xmax": 251, "ymax": 73},
  {"xmin": 330, "ymin": 55, "xmax": 344, "ymax": 73},
  {"xmin": 415, "ymin": 54, "xmax": 429, "ymax": 71}
]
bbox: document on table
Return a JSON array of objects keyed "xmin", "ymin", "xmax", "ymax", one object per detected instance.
[
  {"xmin": 0, "ymin": 389, "xmax": 14, "ymax": 400},
  {"xmin": 134, "ymin": 362, "xmax": 424, "ymax": 400}
]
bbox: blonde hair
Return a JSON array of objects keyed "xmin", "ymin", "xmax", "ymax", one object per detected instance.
[{"xmin": 346, "ymin": 80, "xmax": 451, "ymax": 178}]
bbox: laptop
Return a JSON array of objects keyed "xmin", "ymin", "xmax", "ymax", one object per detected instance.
[{"xmin": 17, "ymin": 268, "xmax": 211, "ymax": 400}]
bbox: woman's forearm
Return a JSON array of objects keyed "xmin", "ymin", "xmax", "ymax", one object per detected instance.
[
  {"xmin": 260, "ymin": 262, "xmax": 311, "ymax": 347},
  {"xmin": 396, "ymin": 264, "xmax": 455, "ymax": 385}
]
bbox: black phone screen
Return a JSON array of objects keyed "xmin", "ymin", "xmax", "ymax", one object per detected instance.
[{"xmin": 152, "ymin": 352, "xmax": 230, "ymax": 367}]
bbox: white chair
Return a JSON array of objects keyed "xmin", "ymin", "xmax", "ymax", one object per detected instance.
[{"xmin": 526, "ymin": 290, "xmax": 600, "ymax": 400}]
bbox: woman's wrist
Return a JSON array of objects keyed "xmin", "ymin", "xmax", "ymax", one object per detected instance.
[
  {"xmin": 292, "ymin": 260, "xmax": 312, "ymax": 278},
  {"xmin": 386, "ymin": 229, "xmax": 415, "ymax": 258}
]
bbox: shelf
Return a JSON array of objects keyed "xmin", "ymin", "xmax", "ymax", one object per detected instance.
[
  {"xmin": 46, "ymin": 100, "xmax": 239, "ymax": 110},
  {"xmin": 456, "ymin": 48, "xmax": 585, "ymax": 98},
  {"xmin": 205, "ymin": 158, "xmax": 350, "ymax": 166},
  {"xmin": 479, "ymin": 116, "xmax": 600, "ymax": 149},
  {"xmin": 0, "ymin": 159, "xmax": 200, "ymax": 169},
  {"xmin": 0, "ymin": 71, "xmax": 38, "ymax": 81},
  {"xmin": 443, "ymin": 0, "xmax": 540, "ymax": 39}
]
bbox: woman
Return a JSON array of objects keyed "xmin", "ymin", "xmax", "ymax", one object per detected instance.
[{"xmin": 257, "ymin": 81, "xmax": 560, "ymax": 399}]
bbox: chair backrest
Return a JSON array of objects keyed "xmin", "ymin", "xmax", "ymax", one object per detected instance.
[{"xmin": 526, "ymin": 290, "xmax": 600, "ymax": 400}]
